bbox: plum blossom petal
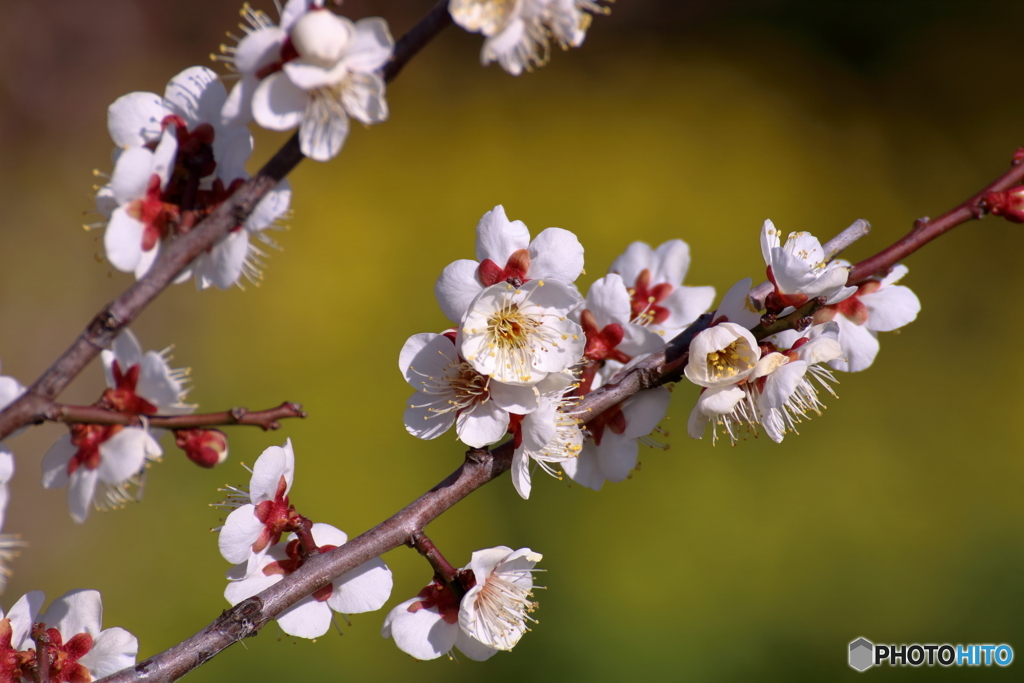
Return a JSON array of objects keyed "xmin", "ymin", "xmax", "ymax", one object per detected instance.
[
  {"xmin": 475, "ymin": 205, "xmax": 530, "ymax": 264},
  {"xmin": 252, "ymin": 71, "xmax": 307, "ymax": 131},
  {"xmin": 382, "ymin": 597, "xmax": 460, "ymax": 661}
]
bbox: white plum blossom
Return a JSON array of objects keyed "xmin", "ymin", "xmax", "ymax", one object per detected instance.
[
  {"xmin": 218, "ymin": 439, "xmax": 301, "ymax": 573},
  {"xmin": 107, "ymin": 66, "xmax": 252, "ymax": 177},
  {"xmin": 563, "ymin": 359, "xmax": 671, "ymax": 490},
  {"xmin": 41, "ymin": 430, "xmax": 162, "ymax": 524},
  {"xmin": 451, "ymin": 0, "xmax": 547, "ymax": 75},
  {"xmin": 754, "ymin": 322, "xmax": 843, "ymax": 442},
  {"xmin": 100, "ymin": 66, "xmax": 290, "ymax": 289},
  {"xmin": 449, "ymin": 0, "xmax": 607, "ymax": 75},
  {"xmin": 683, "ymin": 322, "xmax": 760, "ymax": 388},
  {"xmin": 458, "ymin": 546, "xmax": 542, "ymax": 650},
  {"xmin": 382, "ymin": 546, "xmax": 542, "ymax": 660},
  {"xmin": 577, "ymin": 274, "xmax": 664, "ymax": 370},
  {"xmin": 760, "ymin": 219, "xmax": 856, "ymax": 312},
  {"xmin": 382, "ymin": 582, "xmax": 498, "ymax": 662},
  {"xmin": 608, "ymin": 240, "xmax": 716, "ymax": 336},
  {"xmin": 99, "ymin": 330, "xmax": 194, "ymax": 417},
  {"xmin": 29, "ymin": 590, "xmax": 138, "ymax": 681},
  {"xmin": 220, "ymin": 0, "xmax": 320, "ymax": 126},
  {"xmin": 510, "ymin": 372, "xmax": 582, "ymax": 499},
  {"xmin": 812, "ymin": 263, "xmax": 921, "ymax": 372},
  {"xmin": 190, "ymin": 178, "xmax": 293, "ymax": 291},
  {"xmin": 102, "ymin": 127, "xmax": 178, "ymax": 279},
  {"xmin": 251, "ymin": 9, "xmax": 394, "ymax": 161},
  {"xmin": 41, "ymin": 330, "xmax": 192, "ymax": 523},
  {"xmin": 459, "ymin": 279, "xmax": 585, "ymax": 386},
  {"xmin": 399, "ymin": 333, "xmax": 541, "ymax": 448},
  {"xmin": 225, "ymin": 523, "xmax": 393, "ymax": 639},
  {"xmin": 688, "ymin": 323, "xmax": 843, "ymax": 445},
  {"xmin": 435, "ymin": 205, "xmax": 584, "ymax": 324}
]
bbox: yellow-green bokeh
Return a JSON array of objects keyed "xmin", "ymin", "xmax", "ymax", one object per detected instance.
[{"xmin": 2, "ymin": 2, "xmax": 1024, "ymax": 681}]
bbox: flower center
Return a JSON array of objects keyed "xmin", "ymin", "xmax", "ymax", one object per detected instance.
[
  {"xmin": 263, "ymin": 539, "xmax": 339, "ymax": 601},
  {"xmin": 705, "ymin": 340, "xmax": 755, "ymax": 381},
  {"xmin": 252, "ymin": 475, "xmax": 304, "ymax": 554},
  {"xmin": 487, "ymin": 305, "xmax": 536, "ymax": 351},
  {"xmin": 67, "ymin": 423, "xmax": 123, "ymax": 475},
  {"xmin": 0, "ymin": 619, "xmax": 33, "ymax": 683},
  {"xmin": 470, "ymin": 570, "xmax": 537, "ymax": 649},
  {"xmin": 628, "ymin": 269, "xmax": 673, "ymax": 326},
  {"xmin": 100, "ymin": 361, "xmax": 158, "ymax": 415},
  {"xmin": 409, "ymin": 579, "xmax": 460, "ymax": 624},
  {"xmin": 447, "ymin": 363, "xmax": 489, "ymax": 405},
  {"xmin": 43, "ymin": 628, "xmax": 93, "ymax": 683}
]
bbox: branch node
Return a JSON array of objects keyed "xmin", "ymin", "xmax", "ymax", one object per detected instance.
[
  {"xmin": 230, "ymin": 407, "xmax": 247, "ymax": 422},
  {"xmin": 215, "ymin": 597, "xmax": 264, "ymax": 641},
  {"xmin": 465, "ymin": 447, "xmax": 490, "ymax": 465},
  {"xmin": 636, "ymin": 366, "xmax": 661, "ymax": 390}
]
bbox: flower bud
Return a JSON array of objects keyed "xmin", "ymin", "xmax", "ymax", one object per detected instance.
[
  {"xmin": 290, "ymin": 10, "xmax": 354, "ymax": 68},
  {"xmin": 175, "ymin": 429, "xmax": 229, "ymax": 468},
  {"xmin": 985, "ymin": 187, "xmax": 1024, "ymax": 223}
]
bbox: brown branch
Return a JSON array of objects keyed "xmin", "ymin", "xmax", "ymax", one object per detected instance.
[
  {"xmin": 848, "ymin": 148, "xmax": 1024, "ymax": 284},
  {"xmin": 42, "ymin": 402, "xmax": 306, "ymax": 431},
  {"xmin": 0, "ymin": 2, "xmax": 452, "ymax": 444},
  {"xmin": 382, "ymin": 0, "xmax": 452, "ymax": 82},
  {"xmin": 408, "ymin": 530, "xmax": 466, "ymax": 598},
  {"xmin": 31, "ymin": 624, "xmax": 50, "ymax": 683},
  {"xmin": 749, "ymin": 297, "xmax": 826, "ymax": 340}
]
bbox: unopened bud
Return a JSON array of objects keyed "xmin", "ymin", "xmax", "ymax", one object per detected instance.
[
  {"xmin": 290, "ymin": 10, "xmax": 354, "ymax": 68},
  {"xmin": 985, "ymin": 187, "xmax": 1024, "ymax": 223},
  {"xmin": 176, "ymin": 429, "xmax": 229, "ymax": 468}
]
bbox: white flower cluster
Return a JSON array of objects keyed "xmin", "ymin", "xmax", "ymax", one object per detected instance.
[
  {"xmin": 41, "ymin": 330, "xmax": 194, "ymax": 524},
  {"xmin": 449, "ymin": 0, "xmax": 609, "ymax": 75},
  {"xmin": 383, "ymin": 546, "xmax": 543, "ymax": 660},
  {"xmin": 96, "ymin": 66, "xmax": 292, "ymax": 290},
  {"xmin": 0, "ymin": 590, "xmax": 137, "ymax": 682},
  {"xmin": 221, "ymin": 0, "xmax": 394, "ymax": 162},
  {"xmin": 403, "ymin": 205, "xmax": 715, "ymax": 494},
  {"xmin": 686, "ymin": 220, "xmax": 921, "ymax": 445},
  {"xmin": 216, "ymin": 440, "xmax": 394, "ymax": 639},
  {"xmin": 404, "ymin": 205, "xmax": 587, "ymax": 499}
]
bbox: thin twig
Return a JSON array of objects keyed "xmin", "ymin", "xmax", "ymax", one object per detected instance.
[
  {"xmin": 848, "ymin": 149, "xmax": 1024, "ymax": 284},
  {"xmin": 42, "ymin": 402, "xmax": 306, "ymax": 431}
]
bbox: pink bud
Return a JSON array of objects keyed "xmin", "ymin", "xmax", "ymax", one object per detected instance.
[
  {"xmin": 985, "ymin": 187, "xmax": 1024, "ymax": 223},
  {"xmin": 175, "ymin": 429, "xmax": 229, "ymax": 468}
]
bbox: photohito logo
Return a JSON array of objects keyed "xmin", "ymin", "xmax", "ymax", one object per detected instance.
[{"xmin": 848, "ymin": 638, "xmax": 1013, "ymax": 671}]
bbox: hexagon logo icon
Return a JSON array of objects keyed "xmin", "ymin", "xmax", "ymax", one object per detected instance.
[{"xmin": 849, "ymin": 637, "xmax": 874, "ymax": 671}]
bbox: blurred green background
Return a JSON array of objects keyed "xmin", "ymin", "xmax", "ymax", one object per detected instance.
[{"xmin": 3, "ymin": 0, "xmax": 1024, "ymax": 680}]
